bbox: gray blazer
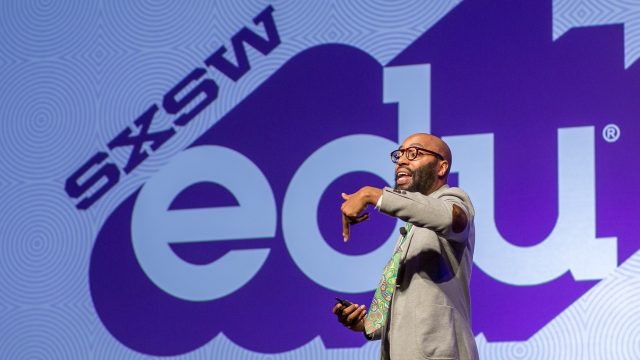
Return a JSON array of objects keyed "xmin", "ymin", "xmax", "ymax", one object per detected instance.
[{"xmin": 372, "ymin": 185, "xmax": 479, "ymax": 360}]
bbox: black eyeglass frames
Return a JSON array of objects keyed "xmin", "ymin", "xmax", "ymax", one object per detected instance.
[{"xmin": 390, "ymin": 147, "xmax": 445, "ymax": 163}]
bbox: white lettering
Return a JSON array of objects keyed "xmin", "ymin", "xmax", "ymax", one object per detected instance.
[{"xmin": 131, "ymin": 146, "xmax": 276, "ymax": 301}]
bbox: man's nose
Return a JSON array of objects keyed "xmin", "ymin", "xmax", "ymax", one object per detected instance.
[{"xmin": 396, "ymin": 153, "xmax": 410, "ymax": 166}]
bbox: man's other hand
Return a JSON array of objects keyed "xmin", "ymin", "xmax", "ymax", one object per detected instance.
[{"xmin": 332, "ymin": 302, "xmax": 367, "ymax": 332}]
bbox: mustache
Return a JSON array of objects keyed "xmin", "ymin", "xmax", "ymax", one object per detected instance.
[{"xmin": 395, "ymin": 167, "xmax": 413, "ymax": 178}]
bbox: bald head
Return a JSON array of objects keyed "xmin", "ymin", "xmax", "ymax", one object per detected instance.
[
  {"xmin": 401, "ymin": 133, "xmax": 452, "ymax": 174},
  {"xmin": 411, "ymin": 133, "xmax": 451, "ymax": 163}
]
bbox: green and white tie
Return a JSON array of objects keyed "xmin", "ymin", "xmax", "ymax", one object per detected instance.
[{"xmin": 364, "ymin": 223, "xmax": 412, "ymax": 335}]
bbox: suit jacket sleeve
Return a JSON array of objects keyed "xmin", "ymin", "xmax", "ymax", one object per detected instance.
[{"xmin": 378, "ymin": 186, "xmax": 473, "ymax": 243}]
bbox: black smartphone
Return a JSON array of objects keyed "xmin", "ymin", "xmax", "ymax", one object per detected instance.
[{"xmin": 335, "ymin": 297, "xmax": 352, "ymax": 307}]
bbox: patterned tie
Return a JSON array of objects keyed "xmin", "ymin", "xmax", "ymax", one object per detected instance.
[{"xmin": 364, "ymin": 223, "xmax": 413, "ymax": 335}]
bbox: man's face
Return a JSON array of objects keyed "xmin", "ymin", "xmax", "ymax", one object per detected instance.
[
  {"xmin": 393, "ymin": 135, "xmax": 443, "ymax": 195},
  {"xmin": 395, "ymin": 157, "xmax": 439, "ymax": 194}
]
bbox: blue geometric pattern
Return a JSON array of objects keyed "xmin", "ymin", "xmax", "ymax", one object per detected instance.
[
  {"xmin": 0, "ymin": 1, "xmax": 459, "ymax": 358},
  {"xmin": 2, "ymin": 0, "xmax": 639, "ymax": 358},
  {"xmin": 553, "ymin": 0, "xmax": 640, "ymax": 68},
  {"xmin": 476, "ymin": 250, "xmax": 640, "ymax": 359}
]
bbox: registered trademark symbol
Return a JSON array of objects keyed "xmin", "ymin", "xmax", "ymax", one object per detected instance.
[{"xmin": 602, "ymin": 124, "xmax": 620, "ymax": 143}]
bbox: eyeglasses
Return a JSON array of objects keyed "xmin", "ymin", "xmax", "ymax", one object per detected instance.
[{"xmin": 390, "ymin": 147, "xmax": 445, "ymax": 163}]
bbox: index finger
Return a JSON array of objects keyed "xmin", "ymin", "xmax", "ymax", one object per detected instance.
[
  {"xmin": 342, "ymin": 213, "xmax": 350, "ymax": 242},
  {"xmin": 332, "ymin": 303, "xmax": 343, "ymax": 314}
]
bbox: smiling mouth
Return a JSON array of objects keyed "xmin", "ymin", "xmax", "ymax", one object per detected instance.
[{"xmin": 396, "ymin": 170, "xmax": 412, "ymax": 185}]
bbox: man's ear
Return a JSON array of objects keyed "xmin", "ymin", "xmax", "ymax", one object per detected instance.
[{"xmin": 438, "ymin": 161, "xmax": 449, "ymax": 177}]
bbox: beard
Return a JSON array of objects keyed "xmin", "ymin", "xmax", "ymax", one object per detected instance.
[{"xmin": 395, "ymin": 159, "xmax": 438, "ymax": 195}]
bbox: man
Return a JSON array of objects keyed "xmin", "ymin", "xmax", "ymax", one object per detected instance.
[{"xmin": 333, "ymin": 133, "xmax": 479, "ymax": 360}]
